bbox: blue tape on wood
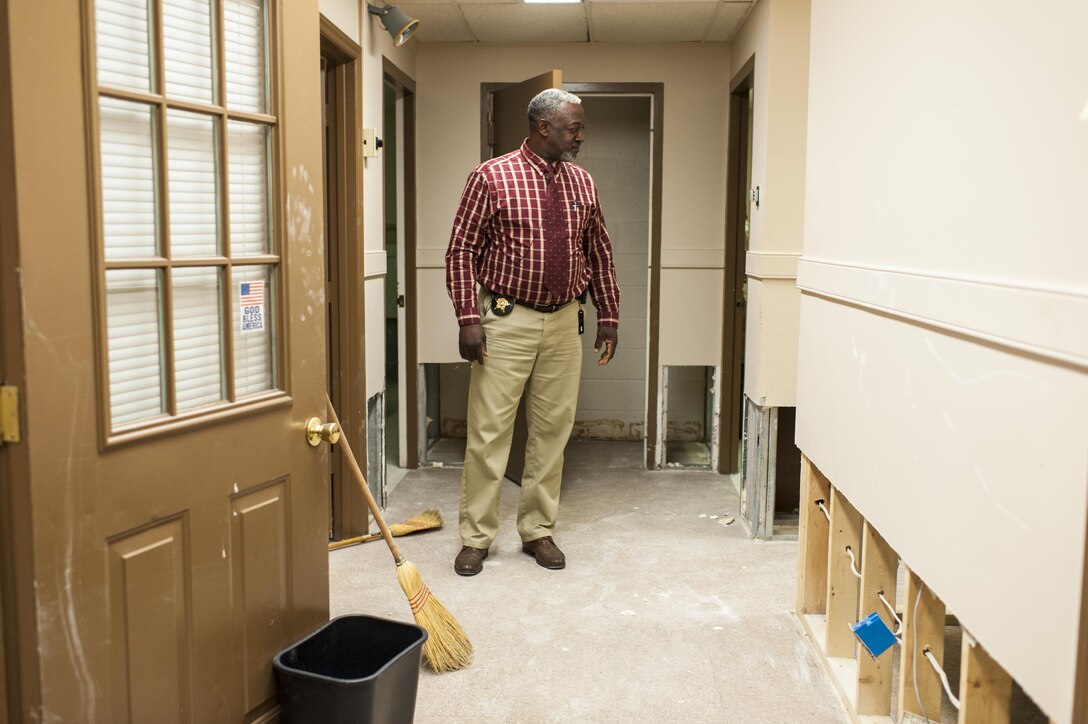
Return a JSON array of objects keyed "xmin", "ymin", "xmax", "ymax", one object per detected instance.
[{"xmin": 851, "ymin": 612, "xmax": 897, "ymax": 659}]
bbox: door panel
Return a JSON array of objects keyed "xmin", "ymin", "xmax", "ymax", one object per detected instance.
[
  {"xmin": 108, "ymin": 519, "xmax": 189, "ymax": 724},
  {"xmin": 3, "ymin": 2, "xmax": 328, "ymax": 722},
  {"xmin": 487, "ymin": 70, "xmax": 562, "ymax": 484},
  {"xmin": 491, "ymin": 70, "xmax": 561, "ymax": 157}
]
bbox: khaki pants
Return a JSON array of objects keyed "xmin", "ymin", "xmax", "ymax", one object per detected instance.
[{"xmin": 459, "ymin": 293, "xmax": 582, "ymax": 549}]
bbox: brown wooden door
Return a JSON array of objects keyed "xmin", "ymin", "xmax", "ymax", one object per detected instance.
[
  {"xmin": 485, "ymin": 70, "xmax": 562, "ymax": 485},
  {"xmin": 1, "ymin": 2, "xmax": 329, "ymax": 722}
]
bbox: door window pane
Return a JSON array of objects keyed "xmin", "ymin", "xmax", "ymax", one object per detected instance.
[
  {"xmin": 163, "ymin": 0, "xmax": 215, "ymax": 104},
  {"xmin": 167, "ymin": 110, "xmax": 220, "ymax": 257},
  {"xmin": 100, "ymin": 97, "xmax": 159, "ymax": 259},
  {"xmin": 173, "ymin": 267, "xmax": 225, "ymax": 411},
  {"xmin": 95, "ymin": 0, "xmax": 154, "ymax": 93},
  {"xmin": 224, "ymin": 0, "xmax": 267, "ymax": 113},
  {"xmin": 107, "ymin": 269, "xmax": 165, "ymax": 424},
  {"xmin": 228, "ymin": 121, "xmax": 269, "ymax": 255},
  {"xmin": 233, "ymin": 266, "xmax": 274, "ymax": 395}
]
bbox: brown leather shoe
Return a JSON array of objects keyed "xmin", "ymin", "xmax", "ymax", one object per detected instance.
[
  {"xmin": 454, "ymin": 546, "xmax": 488, "ymax": 576},
  {"xmin": 521, "ymin": 536, "xmax": 566, "ymax": 569}
]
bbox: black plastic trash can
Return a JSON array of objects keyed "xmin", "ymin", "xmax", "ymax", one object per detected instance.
[{"xmin": 274, "ymin": 614, "xmax": 428, "ymax": 724}]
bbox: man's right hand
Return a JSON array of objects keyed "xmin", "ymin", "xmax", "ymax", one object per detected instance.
[{"xmin": 459, "ymin": 324, "xmax": 488, "ymax": 365}]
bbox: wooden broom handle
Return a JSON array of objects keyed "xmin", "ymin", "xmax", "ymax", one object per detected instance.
[{"xmin": 325, "ymin": 394, "xmax": 404, "ymax": 564}]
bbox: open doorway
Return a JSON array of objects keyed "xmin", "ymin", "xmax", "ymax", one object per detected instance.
[
  {"xmin": 321, "ymin": 20, "xmax": 367, "ymax": 540},
  {"xmin": 719, "ymin": 60, "xmax": 754, "ymax": 478},
  {"xmin": 569, "ymin": 93, "xmax": 652, "ymax": 449},
  {"xmin": 379, "ymin": 60, "xmax": 417, "ymax": 493},
  {"xmin": 422, "ymin": 80, "xmax": 665, "ymax": 471}
]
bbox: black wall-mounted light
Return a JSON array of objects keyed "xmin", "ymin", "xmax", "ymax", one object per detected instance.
[{"xmin": 367, "ymin": 3, "xmax": 420, "ymax": 47}]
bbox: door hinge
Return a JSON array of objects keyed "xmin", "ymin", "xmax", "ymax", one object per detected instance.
[
  {"xmin": 1, "ymin": 386, "xmax": 20, "ymax": 444},
  {"xmin": 486, "ymin": 111, "xmax": 494, "ymax": 146},
  {"xmin": 397, "ymin": 294, "xmax": 405, "ymax": 308}
]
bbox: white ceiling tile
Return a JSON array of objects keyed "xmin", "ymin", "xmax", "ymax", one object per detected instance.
[
  {"xmin": 460, "ymin": 4, "xmax": 588, "ymax": 42},
  {"xmin": 589, "ymin": 0, "xmax": 713, "ymax": 4},
  {"xmin": 587, "ymin": 3, "xmax": 717, "ymax": 42},
  {"xmin": 398, "ymin": 0, "xmax": 514, "ymax": 4},
  {"xmin": 395, "ymin": 4, "xmax": 476, "ymax": 42},
  {"xmin": 703, "ymin": 1, "xmax": 752, "ymax": 41}
]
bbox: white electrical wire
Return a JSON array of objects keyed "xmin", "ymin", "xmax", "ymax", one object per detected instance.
[
  {"xmin": 876, "ymin": 590, "xmax": 904, "ymax": 636},
  {"xmin": 844, "ymin": 546, "xmax": 863, "ymax": 579},
  {"xmin": 815, "ymin": 498, "xmax": 831, "ymax": 522},
  {"xmin": 924, "ymin": 646, "xmax": 961, "ymax": 710},
  {"xmin": 912, "ymin": 583, "xmax": 928, "ymax": 724}
]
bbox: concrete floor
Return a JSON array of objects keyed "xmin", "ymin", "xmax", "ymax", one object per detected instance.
[{"xmin": 329, "ymin": 441, "xmax": 849, "ymax": 724}]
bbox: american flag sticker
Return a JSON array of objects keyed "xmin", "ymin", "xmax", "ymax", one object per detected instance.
[{"xmin": 240, "ymin": 280, "xmax": 265, "ymax": 333}]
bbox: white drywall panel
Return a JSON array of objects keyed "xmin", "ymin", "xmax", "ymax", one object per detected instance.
[
  {"xmin": 660, "ymin": 268, "xmax": 724, "ymax": 366},
  {"xmin": 799, "ymin": 2, "xmax": 1088, "ymax": 717},
  {"xmin": 796, "ymin": 293, "xmax": 1087, "ymax": 720},
  {"xmin": 730, "ymin": 0, "xmax": 811, "ymax": 409},
  {"xmin": 743, "ymin": 276, "xmax": 800, "ymax": 407}
]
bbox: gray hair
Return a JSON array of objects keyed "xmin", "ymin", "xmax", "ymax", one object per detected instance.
[{"xmin": 527, "ymin": 89, "xmax": 582, "ymax": 129}]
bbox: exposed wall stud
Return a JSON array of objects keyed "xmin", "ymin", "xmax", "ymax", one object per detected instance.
[
  {"xmin": 857, "ymin": 521, "xmax": 898, "ymax": 716},
  {"xmin": 898, "ymin": 568, "xmax": 946, "ymax": 723},
  {"xmin": 825, "ymin": 487, "xmax": 863, "ymax": 658},
  {"xmin": 957, "ymin": 634, "xmax": 1011, "ymax": 724},
  {"xmin": 797, "ymin": 456, "xmax": 831, "ymax": 615}
]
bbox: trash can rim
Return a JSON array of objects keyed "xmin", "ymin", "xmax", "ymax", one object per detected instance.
[{"xmin": 273, "ymin": 613, "xmax": 428, "ymax": 685}]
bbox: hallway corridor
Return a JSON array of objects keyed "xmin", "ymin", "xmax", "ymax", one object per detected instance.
[{"xmin": 329, "ymin": 442, "xmax": 847, "ymax": 723}]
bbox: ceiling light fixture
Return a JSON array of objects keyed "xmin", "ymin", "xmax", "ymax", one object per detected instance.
[{"xmin": 366, "ymin": 3, "xmax": 420, "ymax": 46}]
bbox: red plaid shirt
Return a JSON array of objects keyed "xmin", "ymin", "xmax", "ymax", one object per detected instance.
[{"xmin": 445, "ymin": 140, "xmax": 620, "ymax": 328}]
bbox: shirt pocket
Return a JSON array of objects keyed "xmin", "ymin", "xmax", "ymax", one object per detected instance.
[{"xmin": 567, "ymin": 194, "xmax": 593, "ymax": 249}]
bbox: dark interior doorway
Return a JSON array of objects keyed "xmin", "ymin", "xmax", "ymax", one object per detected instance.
[
  {"xmin": 719, "ymin": 59, "xmax": 754, "ymax": 476},
  {"xmin": 320, "ymin": 19, "xmax": 366, "ymax": 539}
]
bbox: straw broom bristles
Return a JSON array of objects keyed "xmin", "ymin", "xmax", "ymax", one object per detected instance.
[
  {"xmin": 328, "ymin": 509, "xmax": 443, "ymax": 551},
  {"xmin": 396, "ymin": 560, "xmax": 473, "ymax": 672},
  {"xmin": 325, "ymin": 395, "xmax": 472, "ymax": 672}
]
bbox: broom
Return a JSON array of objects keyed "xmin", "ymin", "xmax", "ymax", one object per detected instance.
[
  {"xmin": 328, "ymin": 509, "xmax": 443, "ymax": 551},
  {"xmin": 325, "ymin": 394, "xmax": 473, "ymax": 672}
]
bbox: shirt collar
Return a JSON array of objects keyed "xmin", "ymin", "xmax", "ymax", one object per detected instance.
[{"xmin": 520, "ymin": 139, "xmax": 563, "ymax": 179}]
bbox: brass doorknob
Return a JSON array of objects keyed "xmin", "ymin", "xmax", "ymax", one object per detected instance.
[{"xmin": 305, "ymin": 417, "xmax": 341, "ymax": 447}]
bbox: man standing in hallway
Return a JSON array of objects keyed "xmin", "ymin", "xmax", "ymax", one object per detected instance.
[{"xmin": 445, "ymin": 88, "xmax": 620, "ymax": 576}]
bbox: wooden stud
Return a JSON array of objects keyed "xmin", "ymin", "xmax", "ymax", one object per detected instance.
[
  {"xmin": 856, "ymin": 521, "xmax": 898, "ymax": 716},
  {"xmin": 797, "ymin": 455, "xmax": 832, "ymax": 615},
  {"xmin": 898, "ymin": 568, "xmax": 946, "ymax": 723},
  {"xmin": 957, "ymin": 634, "xmax": 1011, "ymax": 724},
  {"xmin": 1074, "ymin": 488, "xmax": 1088, "ymax": 724},
  {"xmin": 825, "ymin": 487, "xmax": 863, "ymax": 658}
]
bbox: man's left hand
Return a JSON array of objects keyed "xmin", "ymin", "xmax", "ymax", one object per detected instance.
[{"xmin": 594, "ymin": 326, "xmax": 617, "ymax": 366}]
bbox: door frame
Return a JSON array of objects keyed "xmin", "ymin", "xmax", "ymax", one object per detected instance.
[
  {"xmin": 0, "ymin": 0, "xmax": 35, "ymax": 713},
  {"xmin": 718, "ymin": 57, "xmax": 754, "ymax": 475},
  {"xmin": 319, "ymin": 17, "xmax": 366, "ymax": 539},
  {"xmin": 479, "ymin": 81, "xmax": 664, "ymax": 470},
  {"xmin": 381, "ymin": 58, "xmax": 418, "ymax": 470}
]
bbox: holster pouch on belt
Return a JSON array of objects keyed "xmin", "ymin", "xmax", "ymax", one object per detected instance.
[{"xmin": 491, "ymin": 292, "xmax": 514, "ymax": 316}]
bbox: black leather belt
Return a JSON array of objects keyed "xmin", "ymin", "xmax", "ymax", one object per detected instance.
[
  {"xmin": 487, "ymin": 289, "xmax": 572, "ymax": 314},
  {"xmin": 520, "ymin": 299, "xmax": 573, "ymax": 313}
]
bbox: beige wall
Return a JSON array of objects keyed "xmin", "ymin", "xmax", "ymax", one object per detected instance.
[
  {"xmin": 413, "ymin": 42, "xmax": 730, "ymax": 367},
  {"xmin": 797, "ymin": 1, "xmax": 1088, "ymax": 720},
  {"xmin": 730, "ymin": 0, "xmax": 810, "ymax": 407}
]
